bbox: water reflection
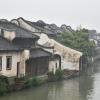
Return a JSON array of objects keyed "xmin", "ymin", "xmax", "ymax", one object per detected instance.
[
  {"xmin": 47, "ymin": 78, "xmax": 82, "ymax": 100},
  {"xmin": 0, "ymin": 60, "xmax": 100, "ymax": 100},
  {"xmin": 79, "ymin": 74, "xmax": 94, "ymax": 100},
  {"xmin": 0, "ymin": 85, "xmax": 49, "ymax": 100}
]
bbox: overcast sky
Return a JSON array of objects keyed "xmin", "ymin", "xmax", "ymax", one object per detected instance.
[{"xmin": 0, "ymin": 0, "xmax": 100, "ymax": 32}]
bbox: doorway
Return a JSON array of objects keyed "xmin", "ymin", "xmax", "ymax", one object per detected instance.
[{"xmin": 17, "ymin": 62, "xmax": 20, "ymax": 77}]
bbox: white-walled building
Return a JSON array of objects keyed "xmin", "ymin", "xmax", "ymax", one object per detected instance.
[
  {"xmin": 0, "ymin": 21, "xmax": 51, "ymax": 78},
  {"xmin": 0, "ymin": 19, "xmax": 83, "ymax": 79},
  {"xmin": 37, "ymin": 34, "xmax": 83, "ymax": 72},
  {"xmin": 0, "ymin": 36, "xmax": 25, "ymax": 77}
]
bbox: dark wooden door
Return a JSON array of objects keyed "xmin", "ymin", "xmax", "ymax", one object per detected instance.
[
  {"xmin": 17, "ymin": 62, "xmax": 20, "ymax": 77},
  {"xmin": 26, "ymin": 58, "xmax": 49, "ymax": 76}
]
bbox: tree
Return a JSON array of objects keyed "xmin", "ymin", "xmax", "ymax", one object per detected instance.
[{"xmin": 57, "ymin": 30, "xmax": 95, "ymax": 60}]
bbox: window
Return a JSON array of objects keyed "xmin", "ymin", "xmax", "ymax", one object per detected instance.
[
  {"xmin": 6, "ymin": 56, "xmax": 12, "ymax": 70},
  {"xmin": 0, "ymin": 56, "xmax": 2, "ymax": 71}
]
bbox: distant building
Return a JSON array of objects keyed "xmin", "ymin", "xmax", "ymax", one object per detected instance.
[{"xmin": 88, "ymin": 30, "xmax": 100, "ymax": 46}]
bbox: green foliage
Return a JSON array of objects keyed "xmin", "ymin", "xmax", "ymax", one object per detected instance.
[
  {"xmin": 55, "ymin": 69, "xmax": 64, "ymax": 80},
  {"xmin": 0, "ymin": 81, "xmax": 8, "ymax": 96},
  {"xmin": 24, "ymin": 77, "xmax": 32, "ymax": 88},
  {"xmin": 48, "ymin": 69, "xmax": 64, "ymax": 82},
  {"xmin": 57, "ymin": 30, "xmax": 95, "ymax": 59},
  {"xmin": 17, "ymin": 76, "xmax": 44, "ymax": 88},
  {"xmin": 31, "ymin": 76, "xmax": 44, "ymax": 86}
]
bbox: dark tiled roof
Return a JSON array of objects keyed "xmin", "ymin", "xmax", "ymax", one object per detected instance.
[
  {"xmin": 0, "ymin": 36, "xmax": 22, "ymax": 51},
  {"xmin": 25, "ymin": 20, "xmax": 45, "ymax": 31},
  {"xmin": 30, "ymin": 48, "xmax": 51, "ymax": 58},
  {"xmin": 21, "ymin": 18, "xmax": 56, "ymax": 35},
  {"xmin": 0, "ymin": 21, "xmax": 16, "ymax": 30},
  {"xmin": 12, "ymin": 38, "xmax": 36, "ymax": 49},
  {"xmin": 15, "ymin": 27, "xmax": 39, "ymax": 39},
  {"xmin": 0, "ymin": 21, "xmax": 39, "ymax": 39},
  {"xmin": 32, "ymin": 21, "xmax": 46, "ymax": 28}
]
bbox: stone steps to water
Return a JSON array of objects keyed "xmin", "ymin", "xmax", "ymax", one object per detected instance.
[{"xmin": 13, "ymin": 78, "xmax": 25, "ymax": 91}]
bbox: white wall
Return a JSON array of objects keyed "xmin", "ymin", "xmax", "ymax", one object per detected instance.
[
  {"xmin": 61, "ymin": 60, "xmax": 79, "ymax": 70},
  {"xmin": 38, "ymin": 34, "xmax": 83, "ymax": 71},
  {"xmin": 0, "ymin": 52, "xmax": 21, "ymax": 77},
  {"xmin": 52, "ymin": 41, "xmax": 82, "ymax": 70},
  {"xmin": 3, "ymin": 30, "xmax": 16, "ymax": 41},
  {"xmin": 49, "ymin": 60, "xmax": 60, "ymax": 74},
  {"xmin": 19, "ymin": 49, "xmax": 30, "ymax": 77},
  {"xmin": 0, "ymin": 49, "xmax": 31, "ymax": 78}
]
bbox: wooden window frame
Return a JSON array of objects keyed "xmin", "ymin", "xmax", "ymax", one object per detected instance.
[
  {"xmin": 0, "ymin": 56, "xmax": 2, "ymax": 71},
  {"xmin": 6, "ymin": 56, "xmax": 12, "ymax": 70}
]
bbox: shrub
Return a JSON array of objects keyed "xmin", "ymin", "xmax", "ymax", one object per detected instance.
[
  {"xmin": 55, "ymin": 69, "xmax": 64, "ymax": 80},
  {"xmin": 48, "ymin": 69, "xmax": 64, "ymax": 82},
  {"xmin": 24, "ymin": 78, "xmax": 32, "ymax": 88},
  {"xmin": 31, "ymin": 76, "xmax": 44, "ymax": 86},
  {"xmin": 15, "ymin": 76, "xmax": 45, "ymax": 88},
  {"xmin": 0, "ymin": 81, "xmax": 8, "ymax": 96}
]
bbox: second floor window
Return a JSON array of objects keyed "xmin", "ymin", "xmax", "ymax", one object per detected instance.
[{"xmin": 6, "ymin": 56, "xmax": 12, "ymax": 70}]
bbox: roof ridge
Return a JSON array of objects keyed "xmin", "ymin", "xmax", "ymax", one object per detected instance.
[{"xmin": 0, "ymin": 21, "xmax": 39, "ymax": 39}]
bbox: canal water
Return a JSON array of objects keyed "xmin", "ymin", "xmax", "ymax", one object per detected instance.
[{"xmin": 0, "ymin": 60, "xmax": 100, "ymax": 100}]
